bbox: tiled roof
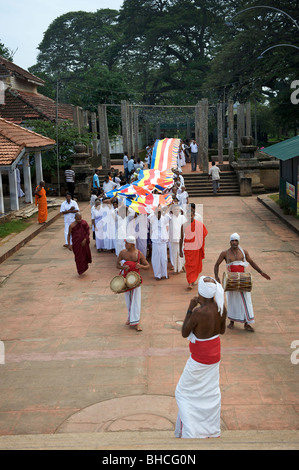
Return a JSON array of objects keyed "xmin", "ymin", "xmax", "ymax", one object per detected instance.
[
  {"xmin": 0, "ymin": 88, "xmax": 74, "ymax": 123},
  {"xmin": 0, "ymin": 134, "xmax": 24, "ymax": 165},
  {"xmin": 0, "ymin": 117, "xmax": 56, "ymax": 166},
  {"xmin": 0, "ymin": 55, "xmax": 45, "ymax": 86}
]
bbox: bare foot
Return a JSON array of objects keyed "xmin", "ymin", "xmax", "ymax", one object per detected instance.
[
  {"xmin": 227, "ymin": 321, "xmax": 234, "ymax": 329},
  {"xmin": 244, "ymin": 323, "xmax": 254, "ymax": 332}
]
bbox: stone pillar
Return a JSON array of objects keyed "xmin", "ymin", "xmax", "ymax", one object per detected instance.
[
  {"xmin": 240, "ymin": 177, "xmax": 252, "ymax": 196},
  {"xmin": 237, "ymin": 103, "xmax": 245, "ymax": 149},
  {"xmin": 34, "ymin": 150, "xmax": 43, "ymax": 185},
  {"xmin": 217, "ymin": 102, "xmax": 223, "ymax": 164},
  {"xmin": 133, "ymin": 107, "xmax": 139, "ymax": 158},
  {"xmin": 9, "ymin": 168, "xmax": 19, "ymax": 211},
  {"xmin": 245, "ymin": 101, "xmax": 252, "ymax": 137},
  {"xmin": 91, "ymin": 112, "xmax": 98, "ymax": 157},
  {"xmin": 23, "ymin": 154, "xmax": 33, "ymax": 204},
  {"xmin": 199, "ymin": 98, "xmax": 209, "ymax": 173},
  {"xmin": 98, "ymin": 104, "xmax": 110, "ymax": 169},
  {"xmin": 228, "ymin": 99, "xmax": 234, "ymax": 164},
  {"xmin": 195, "ymin": 102, "xmax": 201, "ymax": 169},
  {"xmin": 0, "ymin": 171, "xmax": 4, "ymax": 214},
  {"xmin": 121, "ymin": 100, "xmax": 129, "ymax": 154}
]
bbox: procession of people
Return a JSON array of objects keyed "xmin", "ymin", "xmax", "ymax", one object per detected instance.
[{"xmin": 55, "ymin": 140, "xmax": 271, "ymax": 440}]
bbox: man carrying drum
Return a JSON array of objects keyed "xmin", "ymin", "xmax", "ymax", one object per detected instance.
[
  {"xmin": 116, "ymin": 235, "xmax": 149, "ymax": 332},
  {"xmin": 214, "ymin": 233, "xmax": 271, "ymax": 332}
]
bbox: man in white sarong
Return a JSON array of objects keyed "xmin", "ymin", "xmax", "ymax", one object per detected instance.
[
  {"xmin": 175, "ymin": 276, "xmax": 226, "ymax": 439},
  {"xmin": 214, "ymin": 233, "xmax": 271, "ymax": 332},
  {"xmin": 148, "ymin": 206, "xmax": 170, "ymax": 280},
  {"xmin": 116, "ymin": 236, "xmax": 149, "ymax": 332},
  {"xmin": 60, "ymin": 193, "xmax": 79, "ymax": 247},
  {"xmin": 169, "ymin": 204, "xmax": 185, "ymax": 273}
]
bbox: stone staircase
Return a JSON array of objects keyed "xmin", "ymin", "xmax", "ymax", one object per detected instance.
[{"xmin": 184, "ymin": 165, "xmax": 240, "ymax": 197}]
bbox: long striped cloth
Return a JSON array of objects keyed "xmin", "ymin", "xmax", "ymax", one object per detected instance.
[{"xmin": 106, "ymin": 138, "xmax": 180, "ymax": 213}]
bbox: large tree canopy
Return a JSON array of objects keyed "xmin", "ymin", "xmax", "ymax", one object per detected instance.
[{"xmin": 27, "ymin": 0, "xmax": 299, "ymax": 136}]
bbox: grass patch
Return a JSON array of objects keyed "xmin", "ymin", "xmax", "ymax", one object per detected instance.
[
  {"xmin": 0, "ymin": 219, "xmax": 31, "ymax": 239},
  {"xmin": 268, "ymin": 193, "xmax": 279, "ymax": 203}
]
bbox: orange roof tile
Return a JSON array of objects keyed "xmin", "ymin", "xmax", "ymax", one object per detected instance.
[
  {"xmin": 0, "ymin": 117, "xmax": 55, "ymax": 166},
  {"xmin": 0, "ymin": 88, "xmax": 74, "ymax": 123},
  {"xmin": 0, "ymin": 55, "xmax": 45, "ymax": 86}
]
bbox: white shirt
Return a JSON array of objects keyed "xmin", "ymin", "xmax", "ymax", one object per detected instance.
[
  {"xmin": 60, "ymin": 199, "xmax": 79, "ymax": 225},
  {"xmin": 190, "ymin": 142, "xmax": 198, "ymax": 153},
  {"xmin": 103, "ymin": 180, "xmax": 117, "ymax": 193},
  {"xmin": 149, "ymin": 213, "xmax": 170, "ymax": 242},
  {"xmin": 209, "ymin": 165, "xmax": 221, "ymax": 180},
  {"xmin": 169, "ymin": 213, "xmax": 186, "ymax": 243}
]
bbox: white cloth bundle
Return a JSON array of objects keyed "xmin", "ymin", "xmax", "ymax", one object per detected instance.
[{"xmin": 198, "ymin": 276, "xmax": 224, "ymax": 316}]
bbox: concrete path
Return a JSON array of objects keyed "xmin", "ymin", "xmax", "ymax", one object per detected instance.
[{"xmin": 0, "ymin": 195, "xmax": 298, "ymax": 449}]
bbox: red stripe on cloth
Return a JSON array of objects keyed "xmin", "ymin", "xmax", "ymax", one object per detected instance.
[
  {"xmin": 189, "ymin": 336, "xmax": 221, "ymax": 365},
  {"xmin": 229, "ymin": 265, "xmax": 245, "ymax": 273}
]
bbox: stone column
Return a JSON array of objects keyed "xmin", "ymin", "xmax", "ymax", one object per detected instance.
[
  {"xmin": 133, "ymin": 107, "xmax": 139, "ymax": 158},
  {"xmin": 98, "ymin": 104, "xmax": 110, "ymax": 169},
  {"xmin": 91, "ymin": 112, "xmax": 98, "ymax": 157},
  {"xmin": 9, "ymin": 168, "xmax": 19, "ymax": 211},
  {"xmin": 237, "ymin": 103, "xmax": 245, "ymax": 149},
  {"xmin": 0, "ymin": 171, "xmax": 4, "ymax": 214},
  {"xmin": 121, "ymin": 100, "xmax": 129, "ymax": 154},
  {"xmin": 23, "ymin": 154, "xmax": 33, "ymax": 204},
  {"xmin": 217, "ymin": 102, "xmax": 223, "ymax": 164},
  {"xmin": 195, "ymin": 102, "xmax": 201, "ymax": 170},
  {"xmin": 245, "ymin": 101, "xmax": 252, "ymax": 137},
  {"xmin": 199, "ymin": 99, "xmax": 209, "ymax": 173},
  {"xmin": 228, "ymin": 99, "xmax": 234, "ymax": 163},
  {"xmin": 34, "ymin": 150, "xmax": 43, "ymax": 185}
]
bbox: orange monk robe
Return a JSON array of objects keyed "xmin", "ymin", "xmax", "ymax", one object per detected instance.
[
  {"xmin": 184, "ymin": 219, "xmax": 208, "ymax": 284},
  {"xmin": 35, "ymin": 187, "xmax": 48, "ymax": 223}
]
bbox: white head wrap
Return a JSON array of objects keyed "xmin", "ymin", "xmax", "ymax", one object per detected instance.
[
  {"xmin": 230, "ymin": 233, "xmax": 240, "ymax": 242},
  {"xmin": 198, "ymin": 276, "xmax": 224, "ymax": 316},
  {"xmin": 126, "ymin": 235, "xmax": 136, "ymax": 245}
]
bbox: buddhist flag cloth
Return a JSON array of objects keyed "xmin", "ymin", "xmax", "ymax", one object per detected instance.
[{"xmin": 106, "ymin": 138, "xmax": 180, "ymax": 213}]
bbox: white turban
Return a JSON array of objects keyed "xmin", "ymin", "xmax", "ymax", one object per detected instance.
[
  {"xmin": 230, "ymin": 233, "xmax": 240, "ymax": 242},
  {"xmin": 126, "ymin": 235, "xmax": 136, "ymax": 245},
  {"xmin": 198, "ymin": 276, "xmax": 224, "ymax": 316}
]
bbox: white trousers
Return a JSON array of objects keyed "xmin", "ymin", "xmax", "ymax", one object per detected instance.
[
  {"xmin": 125, "ymin": 286, "xmax": 141, "ymax": 326},
  {"xmin": 151, "ymin": 242, "xmax": 168, "ymax": 279},
  {"xmin": 171, "ymin": 241, "xmax": 185, "ymax": 272}
]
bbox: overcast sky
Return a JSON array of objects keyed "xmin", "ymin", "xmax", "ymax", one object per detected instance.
[{"xmin": 0, "ymin": 0, "xmax": 124, "ymax": 70}]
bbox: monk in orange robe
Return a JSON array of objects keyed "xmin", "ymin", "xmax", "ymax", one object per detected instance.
[
  {"xmin": 34, "ymin": 181, "xmax": 48, "ymax": 224},
  {"xmin": 180, "ymin": 203, "xmax": 208, "ymax": 289}
]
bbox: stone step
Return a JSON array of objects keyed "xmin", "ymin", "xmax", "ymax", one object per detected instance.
[{"xmin": 0, "ymin": 430, "xmax": 298, "ymax": 450}]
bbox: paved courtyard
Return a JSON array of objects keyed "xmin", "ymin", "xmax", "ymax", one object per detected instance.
[{"xmin": 0, "ymin": 195, "xmax": 298, "ymax": 441}]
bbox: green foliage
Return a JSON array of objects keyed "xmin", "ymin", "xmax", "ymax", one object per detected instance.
[
  {"xmin": 28, "ymin": 1, "xmax": 299, "ymax": 138},
  {"xmin": 24, "ymin": 119, "xmax": 92, "ymax": 174},
  {"xmin": 0, "ymin": 39, "xmax": 14, "ymax": 61}
]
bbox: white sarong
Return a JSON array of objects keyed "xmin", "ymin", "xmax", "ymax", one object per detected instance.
[
  {"xmin": 226, "ymin": 260, "xmax": 254, "ymax": 324},
  {"xmin": 125, "ymin": 286, "xmax": 141, "ymax": 326},
  {"xmin": 175, "ymin": 334, "xmax": 221, "ymax": 439}
]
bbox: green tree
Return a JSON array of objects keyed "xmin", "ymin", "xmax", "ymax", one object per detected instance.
[{"xmin": 25, "ymin": 119, "xmax": 91, "ymax": 174}]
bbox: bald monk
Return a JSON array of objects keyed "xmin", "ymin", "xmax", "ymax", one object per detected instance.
[
  {"xmin": 175, "ymin": 276, "xmax": 226, "ymax": 438},
  {"xmin": 68, "ymin": 213, "xmax": 92, "ymax": 275},
  {"xmin": 180, "ymin": 203, "xmax": 208, "ymax": 289}
]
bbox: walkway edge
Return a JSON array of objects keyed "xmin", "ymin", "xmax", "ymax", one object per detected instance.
[
  {"xmin": 0, "ymin": 209, "xmax": 61, "ymax": 265},
  {"xmin": 0, "ymin": 430, "xmax": 298, "ymax": 450},
  {"xmin": 257, "ymin": 194, "xmax": 299, "ymax": 236}
]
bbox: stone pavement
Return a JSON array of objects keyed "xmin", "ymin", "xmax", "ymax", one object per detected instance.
[{"xmin": 0, "ymin": 195, "xmax": 298, "ymax": 449}]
